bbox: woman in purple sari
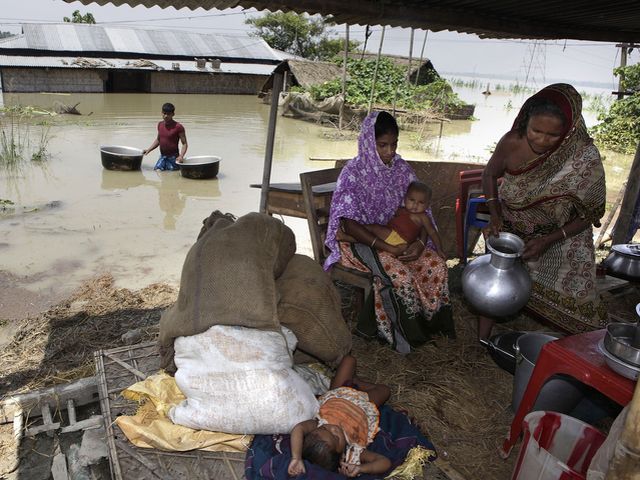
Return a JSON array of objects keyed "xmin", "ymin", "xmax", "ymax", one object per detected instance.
[{"xmin": 324, "ymin": 111, "xmax": 453, "ymax": 353}]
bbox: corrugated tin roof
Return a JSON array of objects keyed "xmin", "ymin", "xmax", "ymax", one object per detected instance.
[
  {"xmin": 65, "ymin": 0, "xmax": 640, "ymax": 43},
  {"xmin": 0, "ymin": 23, "xmax": 281, "ymax": 61},
  {"xmin": 0, "ymin": 55, "xmax": 275, "ymax": 75}
]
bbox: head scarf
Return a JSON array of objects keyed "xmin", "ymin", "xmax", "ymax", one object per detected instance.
[
  {"xmin": 324, "ymin": 111, "xmax": 416, "ymax": 270},
  {"xmin": 499, "ymin": 83, "xmax": 605, "ymax": 226}
]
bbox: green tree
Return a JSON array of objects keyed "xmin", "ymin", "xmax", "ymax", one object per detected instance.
[
  {"xmin": 63, "ymin": 10, "xmax": 96, "ymax": 24},
  {"xmin": 246, "ymin": 12, "xmax": 359, "ymax": 60},
  {"xmin": 0, "ymin": 31, "xmax": 13, "ymax": 39},
  {"xmin": 315, "ymin": 38, "xmax": 361, "ymax": 61},
  {"xmin": 593, "ymin": 63, "xmax": 640, "ymax": 154}
]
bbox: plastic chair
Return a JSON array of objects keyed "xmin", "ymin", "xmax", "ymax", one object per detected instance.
[
  {"xmin": 455, "ymin": 169, "xmax": 484, "ymax": 259},
  {"xmin": 462, "ymin": 196, "xmax": 490, "ymax": 264}
]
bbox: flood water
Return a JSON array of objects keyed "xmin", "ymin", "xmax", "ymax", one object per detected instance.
[{"xmin": 0, "ymin": 85, "xmax": 630, "ymax": 320}]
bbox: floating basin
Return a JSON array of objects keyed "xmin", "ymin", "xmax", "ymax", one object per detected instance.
[
  {"xmin": 100, "ymin": 145, "xmax": 144, "ymax": 171},
  {"xmin": 180, "ymin": 155, "xmax": 221, "ymax": 180}
]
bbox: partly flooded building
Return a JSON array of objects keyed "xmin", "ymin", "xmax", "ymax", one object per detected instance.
[{"xmin": 0, "ymin": 23, "xmax": 282, "ymax": 94}]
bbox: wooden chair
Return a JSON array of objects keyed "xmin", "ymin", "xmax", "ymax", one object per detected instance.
[{"xmin": 299, "ymin": 168, "xmax": 373, "ymax": 301}]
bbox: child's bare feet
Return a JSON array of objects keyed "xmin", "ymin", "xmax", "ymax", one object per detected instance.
[{"xmin": 335, "ymin": 229, "xmax": 357, "ymax": 242}]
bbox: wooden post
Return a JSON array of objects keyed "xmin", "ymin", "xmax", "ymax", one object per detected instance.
[
  {"xmin": 368, "ymin": 26, "xmax": 386, "ymax": 114},
  {"xmin": 415, "ymin": 30, "xmax": 428, "ymax": 86},
  {"xmin": 406, "ymin": 28, "xmax": 414, "ymax": 84},
  {"xmin": 616, "ymin": 44, "xmax": 628, "ymax": 100},
  {"xmin": 604, "ymin": 378, "xmax": 640, "ymax": 479},
  {"xmin": 597, "ymin": 182, "xmax": 627, "ymax": 248},
  {"xmin": 259, "ymin": 71, "xmax": 283, "ymax": 214},
  {"xmin": 339, "ymin": 24, "xmax": 349, "ymax": 131},
  {"xmin": 611, "ymin": 140, "xmax": 640, "ymax": 245}
]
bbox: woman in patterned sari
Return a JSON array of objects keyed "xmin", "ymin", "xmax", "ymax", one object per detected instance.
[
  {"xmin": 480, "ymin": 83, "xmax": 607, "ymax": 339},
  {"xmin": 324, "ymin": 111, "xmax": 453, "ymax": 354}
]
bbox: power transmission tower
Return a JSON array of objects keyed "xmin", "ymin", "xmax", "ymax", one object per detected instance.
[{"xmin": 520, "ymin": 40, "xmax": 547, "ymax": 89}]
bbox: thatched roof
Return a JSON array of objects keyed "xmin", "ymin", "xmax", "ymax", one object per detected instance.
[
  {"xmin": 260, "ymin": 59, "xmax": 343, "ymax": 93},
  {"xmin": 287, "ymin": 59, "xmax": 343, "ymax": 89}
]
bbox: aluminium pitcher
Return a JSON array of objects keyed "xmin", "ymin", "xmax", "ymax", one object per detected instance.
[{"xmin": 462, "ymin": 232, "xmax": 532, "ymax": 317}]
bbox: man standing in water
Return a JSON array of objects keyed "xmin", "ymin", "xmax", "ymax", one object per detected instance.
[{"xmin": 143, "ymin": 103, "xmax": 188, "ymax": 171}]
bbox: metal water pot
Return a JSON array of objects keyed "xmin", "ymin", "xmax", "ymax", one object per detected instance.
[{"xmin": 461, "ymin": 232, "xmax": 532, "ymax": 317}]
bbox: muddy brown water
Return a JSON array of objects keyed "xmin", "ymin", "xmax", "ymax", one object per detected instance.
[{"xmin": 0, "ymin": 88, "xmax": 629, "ymax": 331}]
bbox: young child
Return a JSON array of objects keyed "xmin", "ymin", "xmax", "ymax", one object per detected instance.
[
  {"xmin": 288, "ymin": 355, "xmax": 391, "ymax": 478},
  {"xmin": 142, "ymin": 102, "xmax": 188, "ymax": 171},
  {"xmin": 337, "ymin": 181, "xmax": 447, "ymax": 260}
]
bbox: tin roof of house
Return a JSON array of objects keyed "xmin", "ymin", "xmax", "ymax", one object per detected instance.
[
  {"xmin": 0, "ymin": 23, "xmax": 282, "ymax": 63},
  {"xmin": 64, "ymin": 0, "xmax": 640, "ymax": 43},
  {"xmin": 0, "ymin": 54, "xmax": 275, "ymax": 74}
]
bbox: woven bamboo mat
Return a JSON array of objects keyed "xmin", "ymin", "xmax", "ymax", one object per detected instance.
[{"xmin": 94, "ymin": 342, "xmax": 246, "ymax": 480}]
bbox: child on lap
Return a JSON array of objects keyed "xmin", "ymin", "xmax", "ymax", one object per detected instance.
[{"xmin": 337, "ymin": 181, "xmax": 446, "ymax": 259}]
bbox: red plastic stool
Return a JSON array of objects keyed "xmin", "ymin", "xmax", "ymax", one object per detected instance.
[{"xmin": 500, "ymin": 329, "xmax": 635, "ymax": 458}]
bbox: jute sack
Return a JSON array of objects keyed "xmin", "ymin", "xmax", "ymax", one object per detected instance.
[
  {"xmin": 159, "ymin": 212, "xmax": 296, "ymax": 371},
  {"xmin": 276, "ymin": 254, "xmax": 351, "ymax": 367}
]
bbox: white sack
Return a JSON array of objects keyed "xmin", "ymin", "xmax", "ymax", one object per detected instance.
[{"xmin": 169, "ymin": 325, "xmax": 319, "ymax": 434}]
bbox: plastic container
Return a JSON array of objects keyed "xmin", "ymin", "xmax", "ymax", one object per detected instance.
[
  {"xmin": 512, "ymin": 333, "xmax": 583, "ymax": 413},
  {"xmin": 512, "ymin": 411, "xmax": 606, "ymax": 480}
]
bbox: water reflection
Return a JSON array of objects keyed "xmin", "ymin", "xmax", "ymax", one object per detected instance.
[
  {"xmin": 100, "ymin": 169, "xmax": 148, "ymax": 190},
  {"xmin": 100, "ymin": 168, "xmax": 222, "ymax": 230}
]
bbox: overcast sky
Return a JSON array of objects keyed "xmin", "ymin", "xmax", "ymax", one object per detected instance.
[{"xmin": 3, "ymin": 0, "xmax": 637, "ymax": 90}]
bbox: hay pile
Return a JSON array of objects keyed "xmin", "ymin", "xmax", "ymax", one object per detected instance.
[{"xmin": 0, "ymin": 274, "xmax": 176, "ymax": 396}]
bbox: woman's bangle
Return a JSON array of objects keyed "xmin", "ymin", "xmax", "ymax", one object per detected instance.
[
  {"xmin": 560, "ymin": 227, "xmax": 568, "ymax": 240},
  {"xmin": 485, "ymin": 197, "xmax": 498, "ymax": 203},
  {"xmin": 418, "ymin": 238, "xmax": 426, "ymax": 247},
  {"xmin": 370, "ymin": 237, "xmax": 378, "ymax": 248}
]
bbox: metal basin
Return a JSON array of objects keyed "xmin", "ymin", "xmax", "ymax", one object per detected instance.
[
  {"xmin": 180, "ymin": 155, "xmax": 221, "ymax": 180},
  {"xmin": 604, "ymin": 322, "xmax": 640, "ymax": 367},
  {"xmin": 100, "ymin": 145, "xmax": 143, "ymax": 171},
  {"xmin": 602, "ymin": 244, "xmax": 640, "ymax": 281}
]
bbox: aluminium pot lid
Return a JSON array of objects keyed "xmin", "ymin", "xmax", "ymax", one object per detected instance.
[{"xmin": 612, "ymin": 244, "xmax": 640, "ymax": 257}]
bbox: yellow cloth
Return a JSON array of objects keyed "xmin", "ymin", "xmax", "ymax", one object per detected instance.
[
  {"xmin": 115, "ymin": 372, "xmax": 252, "ymax": 453},
  {"xmin": 384, "ymin": 229, "xmax": 406, "ymax": 246}
]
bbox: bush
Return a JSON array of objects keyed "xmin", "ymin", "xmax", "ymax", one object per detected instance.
[
  {"xmin": 308, "ymin": 57, "xmax": 464, "ymax": 113},
  {"xmin": 593, "ymin": 64, "xmax": 640, "ymax": 154}
]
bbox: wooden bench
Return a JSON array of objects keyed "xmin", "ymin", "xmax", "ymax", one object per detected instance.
[{"xmin": 299, "ymin": 161, "xmax": 483, "ymax": 300}]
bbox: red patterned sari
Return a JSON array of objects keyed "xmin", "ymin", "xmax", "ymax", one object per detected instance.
[{"xmin": 499, "ymin": 84, "xmax": 607, "ymax": 333}]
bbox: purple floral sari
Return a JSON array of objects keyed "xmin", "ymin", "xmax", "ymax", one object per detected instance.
[{"xmin": 325, "ymin": 112, "xmax": 453, "ymax": 353}]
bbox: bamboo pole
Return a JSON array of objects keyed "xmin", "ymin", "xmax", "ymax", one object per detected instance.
[
  {"xmin": 259, "ymin": 71, "xmax": 283, "ymax": 214},
  {"xmin": 415, "ymin": 30, "xmax": 428, "ymax": 86},
  {"xmin": 611, "ymin": 140, "xmax": 640, "ymax": 245},
  {"xmin": 367, "ymin": 26, "xmax": 386, "ymax": 114},
  {"xmin": 604, "ymin": 378, "xmax": 640, "ymax": 479},
  {"xmin": 339, "ymin": 24, "xmax": 349, "ymax": 131},
  {"xmin": 406, "ymin": 28, "xmax": 414, "ymax": 84}
]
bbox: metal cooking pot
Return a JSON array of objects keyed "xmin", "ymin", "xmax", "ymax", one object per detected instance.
[
  {"xmin": 603, "ymin": 244, "xmax": 640, "ymax": 281},
  {"xmin": 481, "ymin": 331, "xmax": 525, "ymax": 375}
]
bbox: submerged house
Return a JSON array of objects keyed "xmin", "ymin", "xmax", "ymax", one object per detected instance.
[{"xmin": 0, "ymin": 23, "xmax": 282, "ymax": 94}]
